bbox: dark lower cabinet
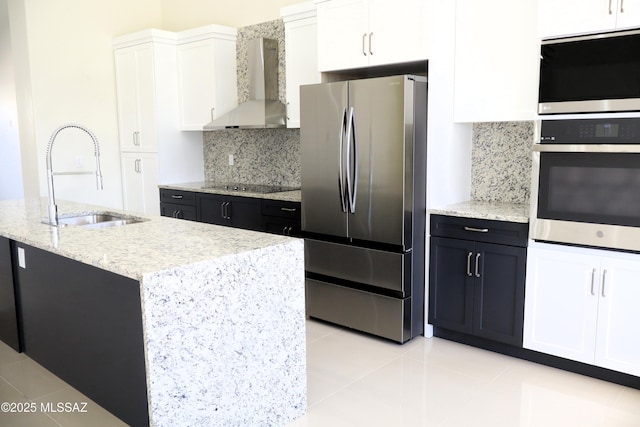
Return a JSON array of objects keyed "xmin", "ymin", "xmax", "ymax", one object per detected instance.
[
  {"xmin": 160, "ymin": 189, "xmax": 197, "ymax": 221},
  {"xmin": 197, "ymin": 193, "xmax": 263, "ymax": 231},
  {"xmin": 12, "ymin": 242, "xmax": 148, "ymax": 427},
  {"xmin": 0, "ymin": 237, "xmax": 20, "ymax": 352},
  {"xmin": 429, "ymin": 215, "xmax": 527, "ymax": 347},
  {"xmin": 262, "ymin": 199, "xmax": 301, "ymax": 236},
  {"xmin": 160, "ymin": 188, "xmax": 302, "ymax": 236}
]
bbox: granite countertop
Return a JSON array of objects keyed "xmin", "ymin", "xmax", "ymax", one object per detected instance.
[
  {"xmin": 160, "ymin": 181, "xmax": 301, "ymax": 203},
  {"xmin": 430, "ymin": 200, "xmax": 530, "ymax": 223},
  {"xmin": 0, "ymin": 198, "xmax": 297, "ymax": 281}
]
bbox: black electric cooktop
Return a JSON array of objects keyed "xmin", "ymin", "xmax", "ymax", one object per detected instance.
[{"xmin": 202, "ymin": 183, "xmax": 300, "ymax": 194}]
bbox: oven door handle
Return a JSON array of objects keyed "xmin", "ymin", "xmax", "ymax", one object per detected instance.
[{"xmin": 534, "ymin": 144, "xmax": 640, "ymax": 153}]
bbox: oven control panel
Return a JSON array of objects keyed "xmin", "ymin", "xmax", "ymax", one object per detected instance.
[{"xmin": 540, "ymin": 118, "xmax": 640, "ymax": 144}]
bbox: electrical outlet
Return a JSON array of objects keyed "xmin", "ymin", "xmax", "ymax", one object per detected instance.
[{"xmin": 228, "ymin": 154, "xmax": 234, "ymax": 166}]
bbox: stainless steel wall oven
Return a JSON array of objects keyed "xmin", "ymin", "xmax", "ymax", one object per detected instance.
[{"xmin": 531, "ymin": 118, "xmax": 640, "ymax": 252}]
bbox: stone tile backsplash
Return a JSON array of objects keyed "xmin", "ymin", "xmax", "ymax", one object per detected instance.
[
  {"xmin": 203, "ymin": 128, "xmax": 300, "ymax": 186},
  {"xmin": 203, "ymin": 19, "xmax": 300, "ymax": 186},
  {"xmin": 471, "ymin": 121, "xmax": 535, "ymax": 204}
]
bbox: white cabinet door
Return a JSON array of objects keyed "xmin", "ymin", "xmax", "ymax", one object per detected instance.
[
  {"xmin": 523, "ymin": 245, "xmax": 600, "ymax": 364},
  {"xmin": 283, "ymin": 5, "xmax": 321, "ymax": 128},
  {"xmin": 454, "ymin": 0, "xmax": 539, "ymax": 122},
  {"xmin": 368, "ymin": 0, "xmax": 429, "ymax": 66},
  {"xmin": 121, "ymin": 153, "xmax": 160, "ymax": 215},
  {"xmin": 317, "ymin": 0, "xmax": 369, "ymax": 71},
  {"xmin": 177, "ymin": 37, "xmax": 237, "ymax": 131},
  {"xmin": 114, "ymin": 44, "xmax": 158, "ymax": 152},
  {"xmin": 595, "ymin": 257, "xmax": 640, "ymax": 376},
  {"xmin": 615, "ymin": 0, "xmax": 640, "ymax": 29},
  {"xmin": 537, "ymin": 0, "xmax": 640, "ymax": 38}
]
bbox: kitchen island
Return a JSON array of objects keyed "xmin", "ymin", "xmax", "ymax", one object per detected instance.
[{"xmin": 0, "ymin": 198, "xmax": 306, "ymax": 427}]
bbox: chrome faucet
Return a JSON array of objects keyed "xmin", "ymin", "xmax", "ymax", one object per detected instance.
[{"xmin": 46, "ymin": 124, "xmax": 104, "ymax": 226}]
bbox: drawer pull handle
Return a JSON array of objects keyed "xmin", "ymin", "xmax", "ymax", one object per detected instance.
[
  {"xmin": 281, "ymin": 207, "xmax": 297, "ymax": 212},
  {"xmin": 464, "ymin": 226, "xmax": 489, "ymax": 233},
  {"xmin": 171, "ymin": 195, "xmax": 183, "ymax": 199},
  {"xmin": 466, "ymin": 252, "xmax": 473, "ymax": 277}
]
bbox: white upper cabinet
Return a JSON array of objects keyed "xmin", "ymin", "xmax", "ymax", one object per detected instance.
[
  {"xmin": 282, "ymin": 2, "xmax": 321, "ymax": 128},
  {"xmin": 453, "ymin": 0, "xmax": 539, "ymax": 122},
  {"xmin": 176, "ymin": 25, "xmax": 238, "ymax": 131},
  {"xmin": 316, "ymin": 0, "xmax": 429, "ymax": 72},
  {"xmin": 538, "ymin": 0, "xmax": 640, "ymax": 39},
  {"xmin": 114, "ymin": 43, "xmax": 159, "ymax": 153}
]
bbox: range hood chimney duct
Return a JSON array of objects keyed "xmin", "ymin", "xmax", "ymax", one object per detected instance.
[{"xmin": 204, "ymin": 38, "xmax": 286, "ymax": 130}]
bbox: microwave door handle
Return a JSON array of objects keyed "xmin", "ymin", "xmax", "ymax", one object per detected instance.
[
  {"xmin": 338, "ymin": 108, "xmax": 347, "ymax": 213},
  {"xmin": 349, "ymin": 107, "xmax": 358, "ymax": 214}
]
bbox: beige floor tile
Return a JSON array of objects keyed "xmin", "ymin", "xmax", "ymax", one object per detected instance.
[
  {"xmin": 32, "ymin": 387, "xmax": 127, "ymax": 427},
  {"xmin": 0, "ymin": 358, "xmax": 69, "ymax": 400}
]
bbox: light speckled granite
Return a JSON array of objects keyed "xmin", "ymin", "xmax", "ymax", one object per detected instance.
[
  {"xmin": 471, "ymin": 122, "xmax": 535, "ymax": 204},
  {"xmin": 0, "ymin": 198, "xmax": 306, "ymax": 426},
  {"xmin": 142, "ymin": 242, "xmax": 306, "ymax": 426},
  {"xmin": 203, "ymin": 20, "xmax": 301, "ymax": 187},
  {"xmin": 203, "ymin": 128, "xmax": 300, "ymax": 187},
  {"xmin": 430, "ymin": 200, "xmax": 529, "ymax": 223},
  {"xmin": 160, "ymin": 181, "xmax": 301, "ymax": 202}
]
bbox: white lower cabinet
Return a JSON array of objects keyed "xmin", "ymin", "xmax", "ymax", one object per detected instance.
[
  {"xmin": 120, "ymin": 153, "xmax": 160, "ymax": 216},
  {"xmin": 524, "ymin": 242, "xmax": 640, "ymax": 377}
]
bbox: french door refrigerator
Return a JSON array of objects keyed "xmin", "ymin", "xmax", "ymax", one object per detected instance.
[{"xmin": 300, "ymin": 75, "xmax": 427, "ymax": 343}]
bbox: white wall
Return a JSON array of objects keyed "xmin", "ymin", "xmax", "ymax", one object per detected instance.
[
  {"xmin": 8, "ymin": 0, "xmax": 162, "ymax": 208},
  {"xmin": 160, "ymin": 0, "xmax": 302, "ymax": 30},
  {"xmin": 7, "ymin": 0, "xmax": 302, "ymax": 209},
  {"xmin": 0, "ymin": 0, "xmax": 23, "ymax": 200}
]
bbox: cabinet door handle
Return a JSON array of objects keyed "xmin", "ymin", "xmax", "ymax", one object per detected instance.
[
  {"xmin": 171, "ymin": 195, "xmax": 183, "ymax": 199},
  {"xmin": 134, "ymin": 159, "xmax": 142, "ymax": 173},
  {"xmin": 620, "ymin": 0, "xmax": 625, "ymax": 12},
  {"xmin": 466, "ymin": 252, "xmax": 473, "ymax": 277},
  {"xmin": 464, "ymin": 227, "xmax": 489, "ymax": 233},
  {"xmin": 591, "ymin": 268, "xmax": 596, "ymax": 296},
  {"xmin": 369, "ymin": 32, "xmax": 373, "ymax": 55},
  {"xmin": 133, "ymin": 131, "xmax": 140, "ymax": 146},
  {"xmin": 280, "ymin": 207, "xmax": 297, "ymax": 212},
  {"xmin": 602, "ymin": 269, "xmax": 608, "ymax": 297},
  {"xmin": 362, "ymin": 33, "xmax": 367, "ymax": 56},
  {"xmin": 609, "ymin": 0, "xmax": 613, "ymax": 14},
  {"xmin": 220, "ymin": 202, "xmax": 226, "ymax": 219},
  {"xmin": 211, "ymin": 107, "xmax": 215, "ymax": 121},
  {"xmin": 475, "ymin": 253, "xmax": 481, "ymax": 278},
  {"xmin": 172, "ymin": 210, "xmax": 178, "ymax": 218},
  {"xmin": 176, "ymin": 210, "xmax": 184, "ymax": 219}
]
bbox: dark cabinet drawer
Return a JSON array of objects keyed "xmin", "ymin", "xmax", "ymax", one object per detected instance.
[
  {"xmin": 261, "ymin": 200, "xmax": 301, "ymax": 219},
  {"xmin": 430, "ymin": 214, "xmax": 528, "ymax": 247},
  {"xmin": 160, "ymin": 202, "xmax": 197, "ymax": 221},
  {"xmin": 160, "ymin": 189, "xmax": 197, "ymax": 205}
]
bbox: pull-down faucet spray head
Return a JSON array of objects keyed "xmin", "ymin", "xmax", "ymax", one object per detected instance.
[{"xmin": 46, "ymin": 124, "xmax": 104, "ymax": 226}]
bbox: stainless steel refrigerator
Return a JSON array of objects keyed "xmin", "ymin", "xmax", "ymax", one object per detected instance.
[{"xmin": 300, "ymin": 75, "xmax": 427, "ymax": 343}]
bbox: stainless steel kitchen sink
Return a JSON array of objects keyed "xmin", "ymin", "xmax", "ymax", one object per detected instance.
[{"xmin": 51, "ymin": 212, "xmax": 147, "ymax": 229}]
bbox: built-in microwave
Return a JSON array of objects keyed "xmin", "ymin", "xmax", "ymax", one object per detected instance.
[
  {"xmin": 538, "ymin": 29, "xmax": 640, "ymax": 115},
  {"xmin": 531, "ymin": 118, "xmax": 640, "ymax": 252}
]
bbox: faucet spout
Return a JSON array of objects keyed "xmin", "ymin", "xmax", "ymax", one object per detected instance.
[{"xmin": 46, "ymin": 124, "xmax": 104, "ymax": 226}]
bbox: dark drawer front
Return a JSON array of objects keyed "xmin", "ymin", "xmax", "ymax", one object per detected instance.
[
  {"xmin": 261, "ymin": 200, "xmax": 301, "ymax": 219},
  {"xmin": 160, "ymin": 202, "xmax": 197, "ymax": 221},
  {"xmin": 430, "ymin": 214, "xmax": 529, "ymax": 247},
  {"xmin": 160, "ymin": 189, "xmax": 197, "ymax": 205}
]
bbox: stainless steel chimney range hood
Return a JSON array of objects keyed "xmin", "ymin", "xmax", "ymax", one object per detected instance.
[{"xmin": 204, "ymin": 38, "xmax": 286, "ymax": 130}]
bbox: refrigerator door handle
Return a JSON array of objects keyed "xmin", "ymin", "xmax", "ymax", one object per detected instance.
[
  {"xmin": 346, "ymin": 107, "xmax": 358, "ymax": 213},
  {"xmin": 338, "ymin": 108, "xmax": 348, "ymax": 212}
]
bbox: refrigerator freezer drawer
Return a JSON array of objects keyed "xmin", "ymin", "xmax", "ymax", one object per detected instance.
[
  {"xmin": 306, "ymin": 278, "xmax": 412, "ymax": 343},
  {"xmin": 304, "ymin": 239, "xmax": 410, "ymax": 295}
]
